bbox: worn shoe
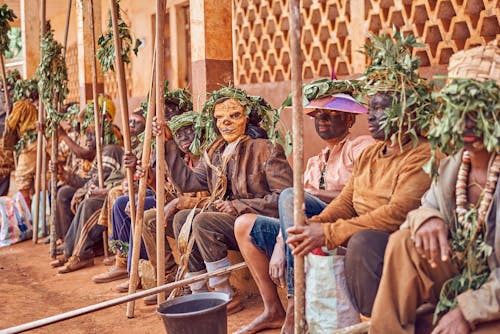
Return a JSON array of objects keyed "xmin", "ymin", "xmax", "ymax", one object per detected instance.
[
  {"xmin": 115, "ymin": 279, "xmax": 142, "ymax": 293},
  {"xmin": 143, "ymin": 294, "xmax": 158, "ymax": 306},
  {"xmin": 227, "ymin": 292, "xmax": 244, "ymax": 315},
  {"xmin": 102, "ymin": 256, "xmax": 116, "ymax": 266},
  {"xmin": 50, "ymin": 255, "xmax": 68, "ymax": 268},
  {"xmin": 92, "ymin": 265, "xmax": 128, "ymax": 283},
  {"xmin": 58, "ymin": 256, "xmax": 94, "ymax": 274}
]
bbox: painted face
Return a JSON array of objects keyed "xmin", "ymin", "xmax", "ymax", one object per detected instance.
[
  {"xmin": 129, "ymin": 114, "xmax": 146, "ymax": 136},
  {"xmin": 368, "ymin": 93, "xmax": 392, "ymax": 140},
  {"xmin": 85, "ymin": 129, "xmax": 97, "ymax": 150},
  {"xmin": 462, "ymin": 113, "xmax": 485, "ymax": 152},
  {"xmin": 213, "ymin": 98, "xmax": 247, "ymax": 143},
  {"xmin": 314, "ymin": 109, "xmax": 351, "ymax": 140},
  {"xmin": 174, "ymin": 125, "xmax": 196, "ymax": 154}
]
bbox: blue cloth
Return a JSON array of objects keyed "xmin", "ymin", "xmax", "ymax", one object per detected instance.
[
  {"xmin": 279, "ymin": 188, "xmax": 328, "ymax": 296},
  {"xmin": 250, "ymin": 215, "xmax": 280, "ymax": 258},
  {"xmin": 111, "ymin": 193, "xmax": 156, "ymax": 273}
]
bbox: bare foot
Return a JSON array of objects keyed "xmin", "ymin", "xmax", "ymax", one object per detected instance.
[
  {"xmin": 281, "ymin": 298, "xmax": 294, "ymax": 334},
  {"xmin": 233, "ymin": 308, "xmax": 285, "ymax": 334}
]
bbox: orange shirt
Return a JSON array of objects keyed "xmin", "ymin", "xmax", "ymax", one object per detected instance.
[{"xmin": 303, "ymin": 134, "xmax": 375, "ymax": 198}]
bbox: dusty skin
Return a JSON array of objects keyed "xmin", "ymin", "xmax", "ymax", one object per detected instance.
[{"xmin": 0, "ymin": 241, "xmax": 280, "ymax": 334}]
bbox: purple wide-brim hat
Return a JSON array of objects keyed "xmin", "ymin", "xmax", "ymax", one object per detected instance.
[{"xmin": 304, "ymin": 93, "xmax": 368, "ymax": 116}]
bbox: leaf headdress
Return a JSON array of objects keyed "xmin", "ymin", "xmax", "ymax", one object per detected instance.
[{"xmin": 362, "ymin": 31, "xmax": 434, "ymax": 147}]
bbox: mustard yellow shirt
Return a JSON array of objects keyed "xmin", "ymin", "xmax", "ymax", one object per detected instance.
[{"xmin": 7, "ymin": 100, "xmax": 38, "ymax": 136}]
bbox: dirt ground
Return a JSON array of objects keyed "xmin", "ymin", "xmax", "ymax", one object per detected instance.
[{"xmin": 0, "ymin": 240, "xmax": 280, "ymax": 334}]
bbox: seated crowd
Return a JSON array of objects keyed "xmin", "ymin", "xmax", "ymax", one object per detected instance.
[{"xmin": 0, "ymin": 34, "xmax": 499, "ymax": 334}]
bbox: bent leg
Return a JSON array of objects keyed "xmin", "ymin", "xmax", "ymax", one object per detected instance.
[
  {"xmin": 345, "ymin": 230, "xmax": 389, "ymax": 316},
  {"xmin": 234, "ymin": 214, "xmax": 285, "ymax": 334},
  {"xmin": 370, "ymin": 229, "xmax": 457, "ymax": 334}
]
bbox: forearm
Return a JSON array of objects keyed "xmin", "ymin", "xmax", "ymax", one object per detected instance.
[{"xmin": 62, "ymin": 135, "xmax": 95, "ymax": 160}]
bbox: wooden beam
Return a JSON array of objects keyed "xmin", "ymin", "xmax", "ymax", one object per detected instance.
[{"xmin": 20, "ymin": 0, "xmax": 40, "ymax": 78}]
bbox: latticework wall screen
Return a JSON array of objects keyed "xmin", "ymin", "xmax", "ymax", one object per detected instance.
[{"xmin": 233, "ymin": 0, "xmax": 499, "ymax": 85}]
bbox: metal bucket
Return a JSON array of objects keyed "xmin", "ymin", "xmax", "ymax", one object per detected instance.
[{"xmin": 157, "ymin": 292, "xmax": 230, "ymax": 334}]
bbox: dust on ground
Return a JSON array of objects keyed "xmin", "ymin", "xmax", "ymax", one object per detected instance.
[{"xmin": 0, "ymin": 240, "xmax": 279, "ymax": 334}]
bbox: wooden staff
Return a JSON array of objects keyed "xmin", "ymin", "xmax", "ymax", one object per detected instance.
[
  {"xmin": 33, "ymin": 0, "xmax": 46, "ymax": 244},
  {"xmin": 2, "ymin": 262, "xmax": 247, "ymax": 334},
  {"xmin": 155, "ymin": 0, "xmax": 166, "ymax": 306},
  {"xmin": 109, "ymin": 0, "xmax": 136, "ymax": 232},
  {"xmin": 88, "ymin": 0, "xmax": 109, "ymax": 258},
  {"xmin": 126, "ymin": 47, "xmax": 156, "ymax": 318},
  {"xmin": 289, "ymin": 0, "xmax": 306, "ymax": 333},
  {"xmin": 0, "ymin": 53, "xmax": 10, "ymax": 116}
]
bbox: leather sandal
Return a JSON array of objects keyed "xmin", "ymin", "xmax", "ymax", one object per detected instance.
[
  {"xmin": 115, "ymin": 279, "xmax": 142, "ymax": 293},
  {"xmin": 58, "ymin": 256, "xmax": 94, "ymax": 274},
  {"xmin": 50, "ymin": 255, "xmax": 68, "ymax": 268}
]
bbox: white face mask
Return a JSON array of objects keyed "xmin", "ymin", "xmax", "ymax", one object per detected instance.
[{"xmin": 214, "ymin": 98, "xmax": 247, "ymax": 143}]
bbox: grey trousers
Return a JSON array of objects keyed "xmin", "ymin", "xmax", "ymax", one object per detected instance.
[
  {"xmin": 142, "ymin": 208, "xmax": 177, "ymax": 273},
  {"xmin": 344, "ymin": 230, "xmax": 390, "ymax": 317},
  {"xmin": 64, "ymin": 195, "xmax": 106, "ymax": 260},
  {"xmin": 173, "ymin": 209, "xmax": 239, "ymax": 272},
  {"xmin": 55, "ymin": 185, "xmax": 77, "ymax": 240}
]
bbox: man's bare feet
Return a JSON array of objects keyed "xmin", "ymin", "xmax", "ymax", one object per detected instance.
[
  {"xmin": 233, "ymin": 308, "xmax": 285, "ymax": 334},
  {"xmin": 281, "ymin": 298, "xmax": 294, "ymax": 334}
]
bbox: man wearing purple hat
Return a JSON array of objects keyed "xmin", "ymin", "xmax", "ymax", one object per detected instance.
[{"xmin": 233, "ymin": 88, "xmax": 374, "ymax": 334}]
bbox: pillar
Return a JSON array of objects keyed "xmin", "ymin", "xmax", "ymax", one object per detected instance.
[
  {"xmin": 20, "ymin": 0, "xmax": 40, "ymax": 78},
  {"xmin": 189, "ymin": 0, "xmax": 233, "ymax": 111},
  {"xmin": 76, "ymin": 0, "xmax": 104, "ymax": 108}
]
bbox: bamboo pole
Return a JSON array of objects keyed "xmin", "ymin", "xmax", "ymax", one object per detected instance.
[
  {"xmin": 155, "ymin": 0, "xmax": 166, "ymax": 306},
  {"xmin": 126, "ymin": 49, "xmax": 156, "ymax": 318},
  {"xmin": 33, "ymin": 0, "xmax": 47, "ymax": 244},
  {"xmin": 1, "ymin": 262, "xmax": 247, "ymax": 334},
  {"xmin": 88, "ymin": 0, "xmax": 108, "ymax": 258},
  {"xmin": 288, "ymin": 0, "xmax": 306, "ymax": 333},
  {"xmin": 0, "ymin": 54, "xmax": 10, "ymax": 116},
  {"xmin": 109, "ymin": 0, "xmax": 136, "ymax": 239}
]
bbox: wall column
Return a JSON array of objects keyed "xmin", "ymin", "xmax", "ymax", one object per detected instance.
[
  {"xmin": 190, "ymin": 0, "xmax": 233, "ymax": 111},
  {"xmin": 350, "ymin": 0, "xmax": 366, "ymax": 73},
  {"xmin": 20, "ymin": 0, "xmax": 40, "ymax": 78},
  {"xmin": 76, "ymin": 0, "xmax": 104, "ymax": 108}
]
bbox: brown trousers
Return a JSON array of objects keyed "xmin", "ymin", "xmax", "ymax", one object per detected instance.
[{"xmin": 370, "ymin": 229, "xmax": 500, "ymax": 334}]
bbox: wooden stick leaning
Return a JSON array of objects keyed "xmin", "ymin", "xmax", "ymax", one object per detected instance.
[
  {"xmin": 33, "ymin": 0, "xmax": 47, "ymax": 244},
  {"xmin": 1, "ymin": 262, "xmax": 247, "ymax": 334},
  {"xmin": 108, "ymin": 0, "xmax": 136, "ymax": 242},
  {"xmin": 88, "ymin": 0, "xmax": 108, "ymax": 258},
  {"xmin": 288, "ymin": 0, "xmax": 306, "ymax": 333},
  {"xmin": 155, "ymin": 0, "xmax": 166, "ymax": 306},
  {"xmin": 126, "ymin": 48, "xmax": 156, "ymax": 318},
  {"xmin": 0, "ymin": 54, "xmax": 10, "ymax": 116}
]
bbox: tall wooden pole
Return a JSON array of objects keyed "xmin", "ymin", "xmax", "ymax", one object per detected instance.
[
  {"xmin": 155, "ymin": 0, "xmax": 166, "ymax": 306},
  {"xmin": 0, "ymin": 54, "xmax": 10, "ymax": 116},
  {"xmin": 289, "ymin": 0, "xmax": 306, "ymax": 333},
  {"xmin": 33, "ymin": 0, "xmax": 46, "ymax": 244},
  {"xmin": 109, "ymin": 0, "xmax": 136, "ymax": 230},
  {"xmin": 126, "ymin": 48, "xmax": 156, "ymax": 318},
  {"xmin": 88, "ymin": 0, "xmax": 108, "ymax": 259}
]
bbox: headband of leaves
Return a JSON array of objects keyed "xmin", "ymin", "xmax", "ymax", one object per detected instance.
[
  {"xmin": 13, "ymin": 78, "xmax": 38, "ymax": 102},
  {"xmin": 79, "ymin": 101, "xmax": 119, "ymax": 145},
  {"xmin": 362, "ymin": 31, "xmax": 434, "ymax": 147},
  {"xmin": 1, "ymin": 69, "xmax": 21, "ymax": 91},
  {"xmin": 167, "ymin": 111, "xmax": 203, "ymax": 155},
  {"xmin": 96, "ymin": 0, "xmax": 140, "ymax": 74},
  {"xmin": 281, "ymin": 78, "xmax": 363, "ymax": 108},
  {"xmin": 423, "ymin": 78, "xmax": 500, "ymax": 179},
  {"xmin": 0, "ymin": 4, "xmax": 16, "ymax": 54},
  {"xmin": 164, "ymin": 81, "xmax": 193, "ymax": 112}
]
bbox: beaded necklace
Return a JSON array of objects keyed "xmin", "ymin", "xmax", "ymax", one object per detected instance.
[{"xmin": 435, "ymin": 151, "xmax": 499, "ymax": 322}]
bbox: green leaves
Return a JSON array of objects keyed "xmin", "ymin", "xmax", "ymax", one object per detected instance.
[
  {"xmin": 427, "ymin": 79, "xmax": 500, "ymax": 179},
  {"xmin": 96, "ymin": 1, "xmax": 140, "ymax": 74},
  {"xmin": 13, "ymin": 78, "xmax": 38, "ymax": 102},
  {"xmin": 36, "ymin": 28, "xmax": 69, "ymax": 136},
  {"xmin": 0, "ymin": 4, "xmax": 16, "ymax": 54}
]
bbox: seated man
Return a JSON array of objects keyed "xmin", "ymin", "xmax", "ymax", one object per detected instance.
[
  {"xmin": 285, "ymin": 32, "xmax": 437, "ymax": 331},
  {"xmin": 233, "ymin": 86, "xmax": 374, "ymax": 333},
  {"xmin": 50, "ymin": 125, "xmax": 124, "ymax": 272},
  {"xmin": 163, "ymin": 87, "xmax": 293, "ymax": 313},
  {"xmin": 370, "ymin": 78, "xmax": 500, "ymax": 334}
]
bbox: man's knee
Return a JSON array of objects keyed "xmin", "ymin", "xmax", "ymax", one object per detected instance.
[
  {"xmin": 278, "ymin": 187, "xmax": 294, "ymax": 209},
  {"xmin": 386, "ymin": 229, "xmax": 412, "ymax": 257},
  {"xmin": 173, "ymin": 209, "xmax": 192, "ymax": 238},
  {"xmin": 234, "ymin": 213, "xmax": 256, "ymax": 241},
  {"xmin": 58, "ymin": 186, "xmax": 75, "ymax": 202},
  {"xmin": 143, "ymin": 209, "xmax": 157, "ymax": 233}
]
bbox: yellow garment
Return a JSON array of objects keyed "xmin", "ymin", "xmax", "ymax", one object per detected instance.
[
  {"xmin": 7, "ymin": 100, "xmax": 37, "ymax": 137},
  {"xmin": 87, "ymin": 95, "xmax": 116, "ymax": 120},
  {"xmin": 15, "ymin": 140, "xmax": 37, "ymax": 191},
  {"xmin": 311, "ymin": 139, "xmax": 433, "ymax": 249}
]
